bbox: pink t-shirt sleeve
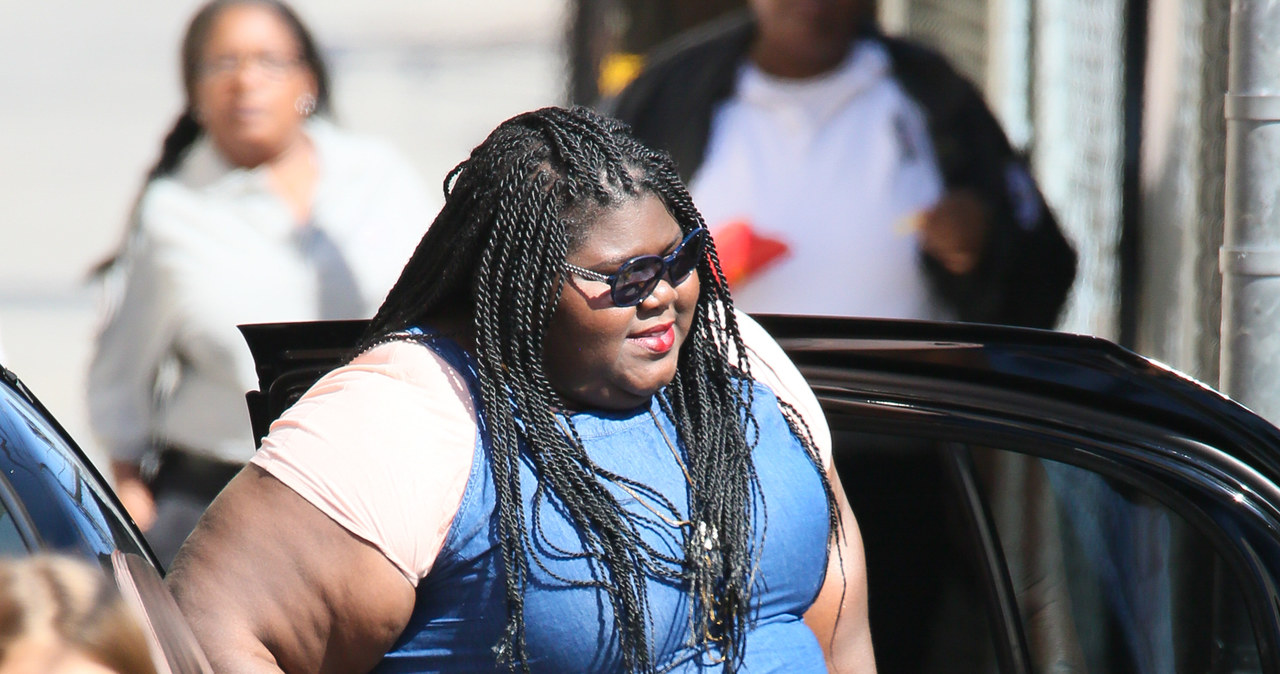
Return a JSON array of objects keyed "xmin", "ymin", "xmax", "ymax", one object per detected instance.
[{"xmin": 250, "ymin": 339, "xmax": 477, "ymax": 586}]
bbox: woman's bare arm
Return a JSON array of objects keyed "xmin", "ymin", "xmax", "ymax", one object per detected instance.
[
  {"xmin": 804, "ymin": 467, "xmax": 877, "ymax": 673},
  {"xmin": 166, "ymin": 464, "xmax": 416, "ymax": 673}
]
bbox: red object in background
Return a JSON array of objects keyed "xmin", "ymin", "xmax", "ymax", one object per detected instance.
[{"xmin": 710, "ymin": 220, "xmax": 791, "ymax": 287}]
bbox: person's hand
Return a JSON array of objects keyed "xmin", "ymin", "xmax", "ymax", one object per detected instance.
[
  {"xmin": 917, "ymin": 189, "xmax": 990, "ymax": 275},
  {"xmin": 110, "ymin": 460, "xmax": 157, "ymax": 531}
]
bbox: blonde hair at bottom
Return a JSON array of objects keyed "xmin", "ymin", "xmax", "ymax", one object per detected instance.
[{"xmin": 0, "ymin": 554, "xmax": 157, "ymax": 674}]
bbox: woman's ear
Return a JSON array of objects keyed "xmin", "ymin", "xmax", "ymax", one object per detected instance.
[{"xmin": 295, "ymin": 91, "xmax": 317, "ymax": 117}]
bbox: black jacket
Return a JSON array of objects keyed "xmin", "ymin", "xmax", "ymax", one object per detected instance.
[{"xmin": 607, "ymin": 13, "xmax": 1076, "ymax": 329}]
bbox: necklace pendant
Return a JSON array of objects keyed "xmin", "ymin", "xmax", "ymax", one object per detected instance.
[{"xmin": 696, "ymin": 521, "xmax": 718, "ymax": 551}]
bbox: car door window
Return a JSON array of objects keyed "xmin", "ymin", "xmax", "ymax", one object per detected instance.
[
  {"xmin": 978, "ymin": 449, "xmax": 1257, "ymax": 674},
  {"xmin": 0, "ymin": 500, "xmax": 27, "ymax": 554},
  {"xmin": 833, "ymin": 430, "xmax": 1261, "ymax": 674},
  {"xmin": 834, "ymin": 431, "xmax": 1000, "ymax": 673},
  {"xmin": 0, "ymin": 467, "xmax": 39, "ymax": 554}
]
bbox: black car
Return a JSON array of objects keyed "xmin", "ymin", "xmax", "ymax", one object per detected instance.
[
  {"xmin": 754, "ymin": 315, "xmax": 1280, "ymax": 674},
  {"xmin": 5, "ymin": 315, "xmax": 1280, "ymax": 672}
]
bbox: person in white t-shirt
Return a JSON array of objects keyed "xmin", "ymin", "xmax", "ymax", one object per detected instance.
[
  {"xmin": 610, "ymin": 0, "xmax": 1075, "ymax": 326},
  {"xmin": 609, "ymin": 4, "xmax": 1084, "ymax": 672}
]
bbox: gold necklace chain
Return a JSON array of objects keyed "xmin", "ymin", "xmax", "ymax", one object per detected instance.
[
  {"xmin": 647, "ymin": 408, "xmax": 717, "ymax": 553},
  {"xmin": 552, "ymin": 412, "xmax": 690, "ymax": 529},
  {"xmin": 648, "ymin": 407, "xmax": 693, "ymax": 485},
  {"xmin": 550, "ymin": 409, "xmax": 718, "ymax": 553}
]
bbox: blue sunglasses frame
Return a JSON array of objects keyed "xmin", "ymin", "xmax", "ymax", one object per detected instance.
[{"xmin": 564, "ymin": 228, "xmax": 709, "ymax": 307}]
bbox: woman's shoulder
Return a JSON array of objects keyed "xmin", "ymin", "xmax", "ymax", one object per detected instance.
[
  {"xmin": 734, "ymin": 312, "xmax": 806, "ymax": 400},
  {"xmin": 351, "ymin": 336, "xmax": 461, "ymax": 380},
  {"xmin": 326, "ymin": 336, "xmax": 476, "ymax": 413},
  {"xmin": 133, "ymin": 176, "xmax": 221, "ymax": 248},
  {"xmin": 258, "ymin": 335, "xmax": 479, "ymax": 474},
  {"xmin": 134, "ymin": 139, "xmax": 257, "ymax": 240},
  {"xmin": 308, "ymin": 119, "xmax": 420, "ymax": 177},
  {"xmin": 253, "ymin": 335, "xmax": 479, "ymax": 585},
  {"xmin": 733, "ymin": 311, "xmax": 833, "ymax": 466}
]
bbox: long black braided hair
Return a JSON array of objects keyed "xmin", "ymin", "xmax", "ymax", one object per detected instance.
[{"xmin": 361, "ymin": 106, "xmax": 838, "ymax": 672}]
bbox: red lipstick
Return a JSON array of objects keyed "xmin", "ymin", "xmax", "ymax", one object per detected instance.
[{"xmin": 629, "ymin": 322, "xmax": 676, "ymax": 354}]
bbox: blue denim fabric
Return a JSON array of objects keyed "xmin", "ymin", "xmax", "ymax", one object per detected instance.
[{"xmin": 373, "ymin": 334, "xmax": 831, "ymax": 672}]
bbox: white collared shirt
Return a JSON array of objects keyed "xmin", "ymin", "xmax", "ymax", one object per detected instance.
[{"xmin": 88, "ymin": 119, "xmax": 438, "ymax": 464}]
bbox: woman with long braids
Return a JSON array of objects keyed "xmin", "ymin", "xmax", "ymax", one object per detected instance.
[
  {"xmin": 87, "ymin": 0, "xmax": 434, "ymax": 567},
  {"xmin": 167, "ymin": 106, "xmax": 875, "ymax": 672}
]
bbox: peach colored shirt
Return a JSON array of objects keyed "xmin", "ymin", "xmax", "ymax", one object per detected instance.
[{"xmin": 251, "ymin": 313, "xmax": 830, "ymax": 586}]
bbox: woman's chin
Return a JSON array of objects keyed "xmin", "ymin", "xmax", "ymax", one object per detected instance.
[
  {"xmin": 561, "ymin": 378, "xmax": 671, "ymax": 412},
  {"xmin": 212, "ymin": 131, "xmax": 290, "ymax": 167},
  {"xmin": 626, "ymin": 365, "xmax": 679, "ymax": 401}
]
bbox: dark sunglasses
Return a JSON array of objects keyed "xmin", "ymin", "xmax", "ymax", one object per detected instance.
[{"xmin": 565, "ymin": 228, "xmax": 709, "ymax": 307}]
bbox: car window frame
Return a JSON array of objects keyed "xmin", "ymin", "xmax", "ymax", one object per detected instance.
[{"xmin": 810, "ymin": 370, "xmax": 1280, "ymax": 673}]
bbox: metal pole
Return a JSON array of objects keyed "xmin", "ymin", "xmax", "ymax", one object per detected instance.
[{"xmin": 1221, "ymin": 0, "xmax": 1280, "ymax": 424}]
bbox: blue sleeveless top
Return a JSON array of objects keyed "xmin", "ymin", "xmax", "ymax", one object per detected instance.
[{"xmin": 374, "ymin": 335, "xmax": 831, "ymax": 672}]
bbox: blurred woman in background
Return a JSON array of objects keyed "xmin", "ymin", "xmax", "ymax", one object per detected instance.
[{"xmin": 87, "ymin": 0, "xmax": 435, "ymax": 567}]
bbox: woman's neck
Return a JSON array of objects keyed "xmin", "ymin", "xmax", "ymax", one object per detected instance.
[
  {"xmin": 426, "ymin": 311, "xmax": 478, "ymax": 353},
  {"xmin": 749, "ymin": 34, "xmax": 853, "ymax": 80},
  {"xmin": 264, "ymin": 133, "xmax": 318, "ymax": 226}
]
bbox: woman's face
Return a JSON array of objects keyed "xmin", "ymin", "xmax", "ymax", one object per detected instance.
[
  {"xmin": 193, "ymin": 3, "xmax": 315, "ymax": 167},
  {"xmin": 748, "ymin": 0, "xmax": 870, "ymax": 76},
  {"xmin": 544, "ymin": 193, "xmax": 701, "ymax": 411}
]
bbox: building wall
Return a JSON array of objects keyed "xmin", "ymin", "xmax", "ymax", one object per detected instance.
[
  {"xmin": 1033, "ymin": 0, "xmax": 1128, "ymax": 339},
  {"xmin": 1135, "ymin": 0, "xmax": 1228, "ymax": 385}
]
